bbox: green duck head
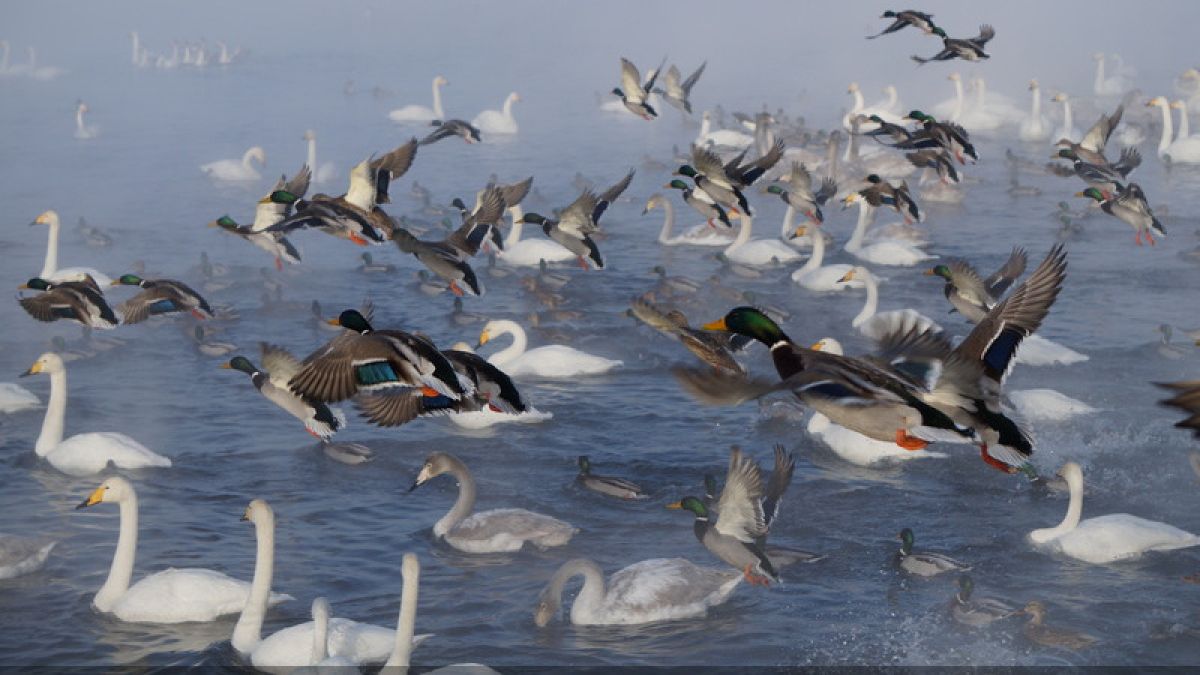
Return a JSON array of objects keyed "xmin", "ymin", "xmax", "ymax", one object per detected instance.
[
  {"xmin": 898, "ymin": 527, "xmax": 915, "ymax": 555},
  {"xmin": 666, "ymin": 495, "xmax": 708, "ymax": 519},
  {"xmin": 221, "ymin": 356, "xmax": 258, "ymax": 376},
  {"xmin": 702, "ymin": 306, "xmax": 787, "ymax": 346},
  {"xmin": 675, "ymin": 165, "xmax": 699, "ymax": 179},
  {"xmin": 20, "ymin": 278, "xmax": 52, "ymax": 291},
  {"xmin": 665, "ymin": 179, "xmax": 690, "ymax": 191},
  {"xmin": 114, "ymin": 274, "xmax": 144, "ymax": 287},
  {"xmin": 577, "ymin": 455, "xmax": 591, "ymax": 475},
  {"xmin": 331, "ymin": 309, "xmax": 373, "ymax": 333},
  {"xmin": 1076, "ymin": 187, "xmax": 1105, "ymax": 202},
  {"xmin": 925, "ymin": 264, "xmax": 952, "ymax": 280}
]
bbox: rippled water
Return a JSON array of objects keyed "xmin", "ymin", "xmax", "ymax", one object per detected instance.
[{"xmin": 3, "ymin": 1, "xmax": 1200, "ymax": 669}]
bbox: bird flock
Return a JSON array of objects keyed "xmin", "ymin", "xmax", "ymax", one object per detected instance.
[{"xmin": 4, "ymin": 7, "xmax": 1200, "ymax": 669}]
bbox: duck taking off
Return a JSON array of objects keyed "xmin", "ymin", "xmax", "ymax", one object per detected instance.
[{"xmin": 613, "ymin": 56, "xmax": 666, "ymax": 120}]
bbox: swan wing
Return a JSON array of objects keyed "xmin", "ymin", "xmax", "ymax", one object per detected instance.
[
  {"xmin": 603, "ymin": 558, "xmax": 738, "ymax": 622},
  {"xmin": 1062, "ymin": 515, "xmax": 1200, "ymax": 563},
  {"xmin": 115, "ymin": 568, "xmax": 290, "ymax": 623}
]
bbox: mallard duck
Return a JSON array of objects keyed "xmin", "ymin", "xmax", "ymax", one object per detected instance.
[
  {"xmin": 357, "ymin": 252, "xmax": 396, "ymax": 274},
  {"xmin": 208, "ymin": 165, "xmax": 309, "ymax": 270},
  {"xmin": 924, "ymin": 248, "xmax": 1028, "ymax": 322},
  {"xmin": 653, "ymin": 61, "xmax": 706, "ymax": 114},
  {"xmin": 613, "ymin": 56, "xmax": 666, "ymax": 119},
  {"xmin": 410, "ymin": 452, "xmax": 576, "ymax": 552},
  {"xmin": 272, "ymin": 140, "xmax": 418, "ymax": 245},
  {"xmin": 440, "ymin": 347, "xmax": 528, "ymax": 414},
  {"xmin": 867, "ymin": 10, "xmax": 938, "ymax": 39},
  {"xmin": 18, "ymin": 277, "xmax": 118, "ymax": 329},
  {"xmin": 110, "ymin": 274, "xmax": 212, "ymax": 323},
  {"xmin": 912, "ymin": 25, "xmax": 994, "ymax": 65},
  {"xmin": 668, "ymin": 447, "xmax": 778, "ymax": 585},
  {"xmin": 1018, "ymin": 601, "xmax": 1098, "ymax": 650},
  {"xmin": 901, "ymin": 111, "xmax": 977, "ymax": 163},
  {"xmin": 767, "ymin": 162, "xmax": 837, "ymax": 224},
  {"xmin": 896, "ymin": 528, "xmax": 971, "ymax": 576},
  {"xmin": 629, "ymin": 298, "xmax": 745, "ymax": 375},
  {"xmin": 575, "ymin": 456, "xmax": 647, "ymax": 499},
  {"xmin": 1054, "ymin": 104, "xmax": 1124, "ymax": 166},
  {"xmin": 222, "ymin": 345, "xmax": 346, "ymax": 440},
  {"xmin": 950, "ymin": 575, "xmax": 1015, "ymax": 627},
  {"xmin": 1054, "ymin": 146, "xmax": 1140, "ymax": 194},
  {"xmin": 688, "ymin": 307, "xmax": 972, "ymax": 451},
  {"xmin": 665, "ymin": 179, "xmax": 732, "ymax": 229},
  {"xmin": 418, "ymin": 118, "xmax": 481, "ymax": 145},
  {"xmin": 392, "ymin": 227, "xmax": 483, "ymax": 296},
  {"xmin": 448, "ymin": 186, "xmax": 507, "ymax": 254},
  {"xmin": 1157, "ymin": 380, "xmax": 1200, "ymax": 438},
  {"xmin": 1077, "ymin": 184, "xmax": 1165, "ymax": 245},
  {"xmin": 192, "ymin": 325, "xmax": 237, "ymax": 357},
  {"xmin": 288, "ymin": 310, "xmax": 472, "ymax": 419},
  {"xmin": 521, "ymin": 192, "xmax": 606, "ymax": 270},
  {"xmin": 905, "ymin": 148, "xmax": 960, "ymax": 183}
]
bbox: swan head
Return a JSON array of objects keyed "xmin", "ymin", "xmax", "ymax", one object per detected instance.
[
  {"xmin": 328, "ymin": 309, "xmax": 373, "ymax": 333},
  {"xmin": 642, "ymin": 193, "xmax": 663, "ymax": 213},
  {"xmin": 77, "ymin": 101, "xmax": 89, "ymax": 113},
  {"xmin": 76, "ymin": 476, "xmax": 134, "ymax": 510},
  {"xmin": 947, "ymin": 73, "xmax": 960, "ymax": 82},
  {"xmin": 508, "ymin": 92, "xmax": 521, "ymax": 103},
  {"xmin": 837, "ymin": 266, "xmax": 873, "ymax": 285},
  {"xmin": 242, "ymin": 498, "xmax": 274, "ymax": 526},
  {"xmin": 533, "ymin": 587, "xmax": 560, "ymax": 627},
  {"xmin": 410, "ymin": 451, "xmax": 454, "ymax": 491},
  {"xmin": 1146, "ymin": 96, "xmax": 1168, "ymax": 108},
  {"xmin": 1052, "ymin": 93, "xmax": 1068, "ymax": 103},
  {"xmin": 31, "ymin": 210, "xmax": 60, "ymax": 227},
  {"xmin": 841, "ymin": 191, "xmax": 864, "ymax": 209},
  {"xmin": 846, "ymin": 82, "xmax": 860, "ymax": 94},
  {"xmin": 245, "ymin": 146, "xmax": 266, "ymax": 166},
  {"xmin": 1170, "ymin": 100, "xmax": 1185, "ymax": 110},
  {"xmin": 303, "ymin": 129, "xmax": 316, "ymax": 141},
  {"xmin": 434, "ymin": 75, "xmax": 448, "ymax": 86},
  {"xmin": 1028, "ymin": 79, "xmax": 1039, "ymax": 91},
  {"xmin": 701, "ymin": 306, "xmax": 786, "ymax": 347},
  {"xmin": 809, "ymin": 337, "xmax": 843, "ymax": 355},
  {"xmin": 21, "ymin": 351, "xmax": 66, "ymax": 378},
  {"xmin": 1092, "ymin": 52, "xmax": 1104, "ymax": 62}
]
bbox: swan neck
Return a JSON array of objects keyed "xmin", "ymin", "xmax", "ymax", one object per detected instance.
[
  {"xmin": 1093, "ymin": 58, "xmax": 1104, "ymax": 93},
  {"xmin": 697, "ymin": 116, "xmax": 711, "ymax": 143},
  {"xmin": 434, "ymin": 457, "xmax": 476, "ymax": 538},
  {"xmin": 306, "ymin": 137, "xmax": 317, "ymax": 173},
  {"xmin": 548, "ymin": 559, "xmax": 606, "ymax": 625},
  {"xmin": 1156, "ymin": 102, "xmax": 1173, "ymax": 153},
  {"xmin": 799, "ymin": 225, "xmax": 824, "ymax": 273},
  {"xmin": 975, "ymin": 80, "xmax": 986, "ymax": 108},
  {"xmin": 779, "ymin": 204, "xmax": 795, "ymax": 239},
  {"xmin": 851, "ymin": 90, "xmax": 864, "ymax": 113},
  {"xmin": 36, "ymin": 370, "xmax": 67, "ymax": 456},
  {"xmin": 41, "ymin": 218, "xmax": 60, "ymax": 277},
  {"xmin": 1031, "ymin": 88, "xmax": 1041, "ymax": 119},
  {"xmin": 952, "ymin": 80, "xmax": 964, "ymax": 121},
  {"xmin": 486, "ymin": 320, "xmax": 526, "ymax": 367},
  {"xmin": 846, "ymin": 202, "xmax": 873, "ymax": 250},
  {"xmin": 76, "ymin": 108, "xmax": 85, "ymax": 131},
  {"xmin": 232, "ymin": 512, "xmax": 276, "ymax": 655},
  {"xmin": 1177, "ymin": 102, "xmax": 1189, "ymax": 140},
  {"xmin": 505, "ymin": 205, "xmax": 524, "ymax": 247},
  {"xmin": 658, "ymin": 200, "xmax": 676, "ymax": 243},
  {"xmin": 725, "ymin": 214, "xmax": 753, "ymax": 253},
  {"xmin": 853, "ymin": 272, "xmax": 878, "ymax": 326},
  {"xmin": 1062, "ymin": 99, "xmax": 1073, "ymax": 135},
  {"xmin": 432, "ymin": 79, "xmax": 444, "ymax": 119},
  {"xmin": 241, "ymin": 148, "xmax": 258, "ymax": 169},
  {"xmin": 502, "ymin": 95, "xmax": 515, "ymax": 119},
  {"xmin": 95, "ymin": 492, "xmax": 138, "ymax": 612},
  {"xmin": 311, "ymin": 602, "xmax": 328, "ymax": 663},
  {"xmin": 385, "ymin": 560, "xmax": 421, "ymax": 670}
]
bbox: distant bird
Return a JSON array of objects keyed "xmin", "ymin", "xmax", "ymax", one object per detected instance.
[
  {"xmin": 654, "ymin": 61, "xmax": 706, "ymax": 114},
  {"xmin": 74, "ymin": 100, "xmax": 98, "ymax": 139},
  {"xmin": 1157, "ymin": 380, "xmax": 1200, "ymax": 439},
  {"xmin": 613, "ymin": 56, "xmax": 666, "ymax": 120},
  {"xmin": 419, "ymin": 119, "xmax": 481, "ymax": 145},
  {"xmin": 576, "ymin": 455, "xmax": 647, "ymax": 499},
  {"xmin": 912, "ymin": 25, "xmax": 994, "ymax": 65},
  {"xmin": 110, "ymin": 274, "xmax": 213, "ymax": 323},
  {"xmin": 201, "ymin": 146, "xmax": 266, "ymax": 181},
  {"xmin": 867, "ymin": 10, "xmax": 938, "ymax": 39}
]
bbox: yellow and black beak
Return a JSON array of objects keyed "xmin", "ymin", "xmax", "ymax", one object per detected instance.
[
  {"xmin": 326, "ymin": 317, "xmax": 341, "ymax": 326},
  {"xmin": 19, "ymin": 362, "xmax": 42, "ymax": 378},
  {"xmin": 701, "ymin": 318, "xmax": 728, "ymax": 331},
  {"xmin": 837, "ymin": 270, "xmax": 856, "ymax": 283},
  {"xmin": 665, "ymin": 501, "xmax": 683, "ymax": 510},
  {"xmin": 76, "ymin": 485, "xmax": 105, "ymax": 510},
  {"xmin": 478, "ymin": 330, "xmax": 491, "ymax": 346},
  {"xmin": 219, "ymin": 362, "xmax": 233, "ymax": 369},
  {"xmin": 810, "ymin": 341, "xmax": 823, "ymax": 351}
]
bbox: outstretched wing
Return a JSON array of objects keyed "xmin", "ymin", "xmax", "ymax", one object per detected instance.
[
  {"xmin": 983, "ymin": 247, "xmax": 1028, "ymax": 298},
  {"xmin": 714, "ymin": 447, "xmax": 768, "ymax": 542},
  {"xmin": 593, "ymin": 169, "xmax": 635, "ymax": 222}
]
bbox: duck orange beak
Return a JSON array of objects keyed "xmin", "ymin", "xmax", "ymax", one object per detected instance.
[
  {"xmin": 665, "ymin": 501, "xmax": 683, "ymax": 510},
  {"xmin": 702, "ymin": 318, "xmax": 728, "ymax": 331}
]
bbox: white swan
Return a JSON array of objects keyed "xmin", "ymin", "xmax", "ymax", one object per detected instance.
[
  {"xmin": 472, "ymin": 92, "xmax": 519, "ymax": 135},
  {"xmin": 76, "ymin": 478, "xmax": 288, "ymax": 623},
  {"xmin": 870, "ymin": 84, "xmax": 902, "ymax": 115},
  {"xmin": 32, "ymin": 210, "xmax": 113, "ymax": 285},
  {"xmin": 697, "ymin": 111, "xmax": 754, "ymax": 149},
  {"xmin": 534, "ymin": 558, "xmax": 741, "ymax": 626},
  {"xmin": 22, "ymin": 353, "xmax": 170, "ymax": 476},
  {"xmin": 1029, "ymin": 462, "xmax": 1200, "ymax": 564},
  {"xmin": 789, "ymin": 224, "xmax": 863, "ymax": 292},
  {"xmin": 971, "ymin": 77, "xmax": 1025, "ymax": 125},
  {"xmin": 807, "ymin": 338, "xmax": 946, "ymax": 466},
  {"xmin": 0, "ymin": 382, "xmax": 39, "ymax": 413},
  {"xmin": 1148, "ymin": 96, "xmax": 1200, "ymax": 163},
  {"xmin": 841, "ymin": 194, "xmax": 934, "ymax": 266},
  {"xmin": 389, "ymin": 75, "xmax": 448, "ymax": 124},
  {"xmin": 1051, "ymin": 93, "xmax": 1081, "ymax": 144},
  {"xmin": 1172, "ymin": 99, "xmax": 1191, "ymax": 139},
  {"xmin": 74, "ymin": 101, "xmax": 98, "ymax": 139},
  {"xmin": 645, "ymin": 193, "xmax": 732, "ymax": 247},
  {"xmin": 1008, "ymin": 389, "xmax": 1097, "ymax": 422},
  {"xmin": 303, "ymin": 130, "xmax": 337, "ymax": 184},
  {"xmin": 495, "ymin": 203, "xmax": 575, "ymax": 266},
  {"xmin": 478, "ymin": 319, "xmax": 621, "ymax": 378},
  {"xmin": 201, "ymin": 146, "xmax": 266, "ymax": 181},
  {"xmin": 842, "ymin": 82, "xmax": 903, "ymax": 131},
  {"xmin": 839, "ymin": 266, "xmax": 939, "ymax": 340},
  {"xmin": 1019, "ymin": 80, "xmax": 1050, "ymax": 141},
  {"xmin": 1013, "ymin": 333, "xmax": 1089, "ymax": 366},
  {"xmin": 0, "ymin": 534, "xmax": 55, "ymax": 579},
  {"xmin": 722, "ymin": 212, "xmax": 803, "ymax": 267},
  {"xmin": 1093, "ymin": 53, "xmax": 1132, "ymax": 97},
  {"xmin": 412, "ymin": 452, "xmax": 577, "ymax": 554}
]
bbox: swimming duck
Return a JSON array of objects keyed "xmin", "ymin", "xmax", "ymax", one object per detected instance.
[
  {"xmin": 1077, "ymin": 185, "xmax": 1164, "ymax": 245},
  {"xmin": 629, "ymin": 298, "xmax": 745, "ymax": 375},
  {"xmin": 653, "ymin": 61, "xmax": 706, "ymax": 114},
  {"xmin": 613, "ymin": 56, "xmax": 666, "ymax": 119},
  {"xmin": 867, "ymin": 10, "xmax": 938, "ymax": 39},
  {"xmin": 912, "ymin": 25, "xmax": 994, "ymax": 65},
  {"xmin": 411, "ymin": 452, "xmax": 576, "ymax": 553},
  {"xmin": 110, "ymin": 274, "xmax": 212, "ymax": 323},
  {"xmin": 1017, "ymin": 601, "xmax": 1098, "ymax": 650},
  {"xmin": 1028, "ymin": 461, "xmax": 1200, "ymax": 564},
  {"xmin": 668, "ymin": 447, "xmax": 779, "ymax": 585},
  {"xmin": 924, "ymin": 248, "xmax": 1028, "ymax": 322},
  {"xmin": 950, "ymin": 575, "xmax": 1015, "ymax": 627},
  {"xmin": 192, "ymin": 325, "xmax": 237, "ymax": 357},
  {"xmin": 896, "ymin": 528, "xmax": 971, "ymax": 577},
  {"xmin": 288, "ymin": 309, "xmax": 472, "ymax": 418},
  {"xmin": 18, "ymin": 277, "xmax": 118, "ymax": 329},
  {"xmin": 419, "ymin": 119, "xmax": 481, "ymax": 145},
  {"xmin": 575, "ymin": 455, "xmax": 647, "ymax": 499},
  {"xmin": 222, "ymin": 345, "xmax": 346, "ymax": 440},
  {"xmin": 358, "ymin": 252, "xmax": 396, "ymax": 274}
]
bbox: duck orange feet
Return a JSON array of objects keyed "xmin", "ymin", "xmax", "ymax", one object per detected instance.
[
  {"xmin": 894, "ymin": 429, "xmax": 928, "ymax": 451},
  {"xmin": 979, "ymin": 445, "xmax": 1018, "ymax": 474}
]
